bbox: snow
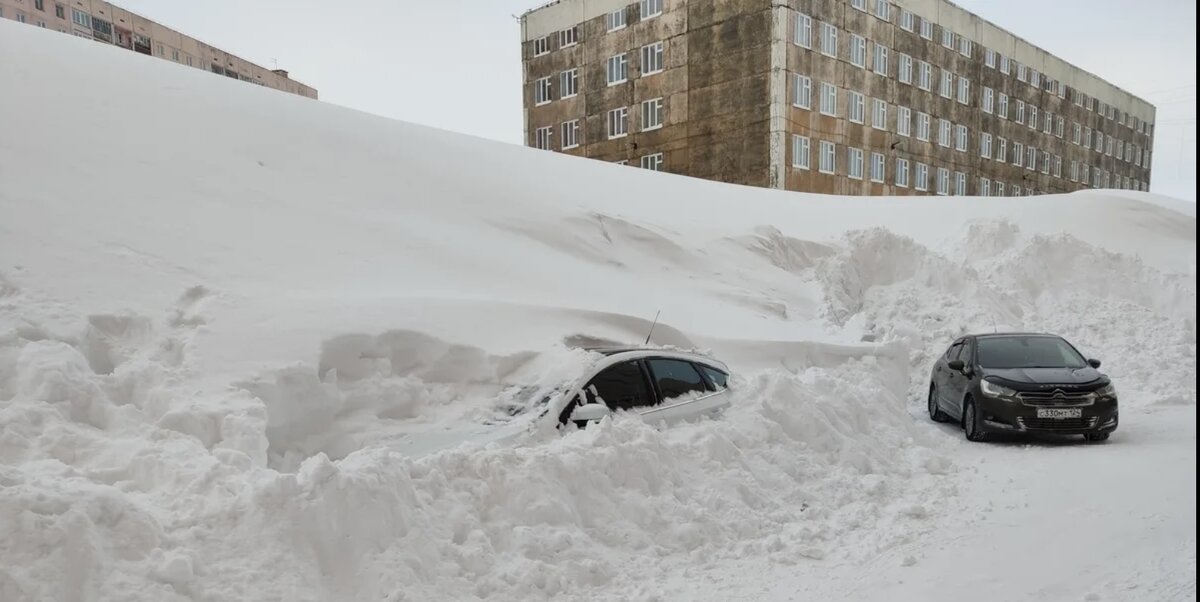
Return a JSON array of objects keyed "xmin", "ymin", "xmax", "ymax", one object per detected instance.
[{"xmin": 1, "ymin": 20, "xmax": 1196, "ymax": 601}]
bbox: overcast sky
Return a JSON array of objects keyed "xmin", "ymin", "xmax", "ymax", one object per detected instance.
[{"xmin": 116, "ymin": 0, "xmax": 1197, "ymax": 201}]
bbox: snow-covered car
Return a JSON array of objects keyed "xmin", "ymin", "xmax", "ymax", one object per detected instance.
[{"xmin": 927, "ymin": 333, "xmax": 1119, "ymax": 442}]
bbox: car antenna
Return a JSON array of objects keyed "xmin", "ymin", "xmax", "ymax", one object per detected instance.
[
  {"xmin": 644, "ymin": 310, "xmax": 661, "ymax": 345},
  {"xmin": 990, "ymin": 315, "xmax": 998, "ymax": 333}
]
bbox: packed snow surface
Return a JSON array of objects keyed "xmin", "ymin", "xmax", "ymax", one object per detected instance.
[{"xmin": 1, "ymin": 21, "xmax": 1196, "ymax": 601}]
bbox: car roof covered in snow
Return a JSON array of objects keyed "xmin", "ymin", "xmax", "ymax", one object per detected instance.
[{"xmin": 970, "ymin": 332, "xmax": 1062, "ymax": 339}]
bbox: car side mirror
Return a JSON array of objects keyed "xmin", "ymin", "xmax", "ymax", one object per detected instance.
[
  {"xmin": 570, "ymin": 403, "xmax": 611, "ymax": 423},
  {"xmin": 1087, "ymin": 358, "xmax": 1101, "ymax": 369},
  {"xmin": 947, "ymin": 359, "xmax": 965, "ymax": 372}
]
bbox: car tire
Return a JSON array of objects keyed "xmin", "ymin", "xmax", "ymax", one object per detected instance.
[
  {"xmin": 963, "ymin": 397, "xmax": 989, "ymax": 442},
  {"xmin": 928, "ymin": 384, "xmax": 951, "ymax": 423},
  {"xmin": 1085, "ymin": 433, "xmax": 1110, "ymax": 443}
]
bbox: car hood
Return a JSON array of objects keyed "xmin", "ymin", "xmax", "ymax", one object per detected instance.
[{"xmin": 983, "ymin": 366, "xmax": 1106, "ymax": 388}]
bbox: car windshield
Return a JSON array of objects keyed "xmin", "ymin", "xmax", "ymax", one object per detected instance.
[{"xmin": 976, "ymin": 336, "xmax": 1087, "ymax": 369}]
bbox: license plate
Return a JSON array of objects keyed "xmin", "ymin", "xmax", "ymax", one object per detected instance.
[{"xmin": 1037, "ymin": 408, "xmax": 1082, "ymax": 419}]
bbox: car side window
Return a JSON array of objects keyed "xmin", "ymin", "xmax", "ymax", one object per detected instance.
[
  {"xmin": 647, "ymin": 359, "xmax": 708, "ymax": 402},
  {"xmin": 944, "ymin": 342, "xmax": 960, "ymax": 359},
  {"xmin": 960, "ymin": 339, "xmax": 974, "ymax": 365},
  {"xmin": 585, "ymin": 360, "xmax": 653, "ymax": 411},
  {"xmin": 698, "ymin": 364, "xmax": 728, "ymax": 390}
]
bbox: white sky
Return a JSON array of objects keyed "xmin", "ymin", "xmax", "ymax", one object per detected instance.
[{"xmin": 116, "ymin": 0, "xmax": 1197, "ymax": 201}]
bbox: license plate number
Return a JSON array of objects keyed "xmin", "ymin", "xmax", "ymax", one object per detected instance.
[{"xmin": 1037, "ymin": 408, "xmax": 1082, "ymax": 419}]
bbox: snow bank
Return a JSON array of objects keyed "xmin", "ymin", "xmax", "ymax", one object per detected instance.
[{"xmin": 0, "ymin": 20, "xmax": 1195, "ymax": 601}]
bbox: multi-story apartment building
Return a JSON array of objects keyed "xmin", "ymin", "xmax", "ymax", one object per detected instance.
[
  {"xmin": 520, "ymin": 0, "xmax": 1154, "ymax": 195},
  {"xmin": 0, "ymin": 0, "xmax": 316, "ymax": 99}
]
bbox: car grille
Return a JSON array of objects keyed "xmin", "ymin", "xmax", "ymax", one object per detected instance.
[
  {"xmin": 1017, "ymin": 389, "xmax": 1096, "ymax": 407},
  {"xmin": 1017, "ymin": 416, "xmax": 1099, "ymax": 431}
]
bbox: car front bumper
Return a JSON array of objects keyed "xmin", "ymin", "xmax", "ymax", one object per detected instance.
[{"xmin": 977, "ymin": 396, "xmax": 1119, "ymax": 435}]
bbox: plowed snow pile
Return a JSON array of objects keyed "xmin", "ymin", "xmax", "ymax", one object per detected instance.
[{"xmin": 0, "ymin": 21, "xmax": 1195, "ymax": 601}]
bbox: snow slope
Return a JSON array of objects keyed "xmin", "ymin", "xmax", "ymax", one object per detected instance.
[{"xmin": 1, "ymin": 20, "xmax": 1196, "ymax": 601}]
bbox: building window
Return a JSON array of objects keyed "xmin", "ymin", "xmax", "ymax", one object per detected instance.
[
  {"xmin": 957, "ymin": 77, "xmax": 969, "ymax": 104},
  {"xmin": 607, "ymin": 54, "xmax": 628, "ymax": 85},
  {"xmin": 794, "ymin": 13, "xmax": 812, "ymax": 48},
  {"xmin": 985, "ymin": 48, "xmax": 996, "ymax": 68},
  {"xmin": 955, "ymin": 125, "xmax": 968, "ymax": 151},
  {"xmin": 560, "ymin": 27, "xmax": 579, "ymax": 48},
  {"xmin": 1013, "ymin": 184, "xmax": 1022, "ymax": 196},
  {"xmin": 848, "ymin": 92, "xmax": 865, "ymax": 123},
  {"xmin": 1017, "ymin": 63, "xmax": 1027, "ymax": 82},
  {"xmin": 1027, "ymin": 147, "xmax": 1038, "ymax": 171},
  {"xmin": 996, "ymin": 181, "xmax": 1005, "ymax": 196},
  {"xmin": 955, "ymin": 172, "xmax": 966, "ymax": 195},
  {"xmin": 937, "ymin": 168, "xmax": 950, "ymax": 195},
  {"xmin": 980, "ymin": 177, "xmax": 991, "ymax": 196},
  {"xmin": 1056, "ymin": 116, "xmax": 1065, "ymax": 138},
  {"xmin": 792, "ymin": 135, "xmax": 811, "ymax": 169},
  {"xmin": 873, "ymin": 43, "xmax": 888, "ymax": 76},
  {"xmin": 898, "ymin": 53, "xmax": 913, "ymax": 84},
  {"xmin": 982, "ymin": 88, "xmax": 994, "ymax": 114},
  {"xmin": 642, "ymin": 42, "xmax": 664, "ymax": 75},
  {"xmin": 1084, "ymin": 127, "xmax": 1092, "ymax": 148},
  {"xmin": 1041, "ymin": 151, "xmax": 1050, "ymax": 174},
  {"xmin": 1015, "ymin": 100, "xmax": 1026, "ymax": 124},
  {"xmin": 561, "ymin": 120, "xmax": 580, "ymax": 149},
  {"xmin": 1027, "ymin": 106, "xmax": 1037, "ymax": 130},
  {"xmin": 186, "ymin": 56, "xmax": 193, "ymax": 67},
  {"xmin": 1013, "ymin": 142, "xmax": 1024, "ymax": 167},
  {"xmin": 608, "ymin": 107, "xmax": 628, "ymax": 139},
  {"xmin": 941, "ymin": 28, "xmax": 955, "ymax": 49},
  {"xmin": 821, "ymin": 22, "xmax": 838, "ymax": 57},
  {"xmin": 606, "ymin": 8, "xmax": 627, "ymax": 31},
  {"xmin": 896, "ymin": 158, "xmax": 910, "ymax": 187},
  {"xmin": 940, "ymin": 70, "xmax": 954, "ymax": 98},
  {"xmin": 1030, "ymin": 70, "xmax": 1040, "ymax": 88},
  {"xmin": 534, "ymin": 36, "xmax": 551, "ymax": 56},
  {"xmin": 851, "ymin": 0, "xmax": 868, "ymax": 11},
  {"xmin": 1054, "ymin": 155, "xmax": 1062, "ymax": 178},
  {"xmin": 848, "ymin": 148, "xmax": 865, "ymax": 180},
  {"xmin": 897, "ymin": 106, "xmax": 911, "ymax": 136},
  {"xmin": 819, "ymin": 140, "xmax": 836, "ymax": 174},
  {"xmin": 71, "ymin": 8, "xmax": 90, "ymax": 28},
  {"xmin": 641, "ymin": 0, "xmax": 663, "ymax": 19},
  {"xmin": 872, "ymin": 99, "xmax": 887, "ymax": 130},
  {"xmin": 641, "ymin": 97, "xmax": 664, "ymax": 131},
  {"xmin": 920, "ymin": 18, "xmax": 933, "ymax": 40},
  {"xmin": 534, "ymin": 77, "xmax": 552, "ymax": 105},
  {"xmin": 915, "ymin": 163, "xmax": 929, "ymax": 191},
  {"xmin": 1073, "ymin": 123, "xmax": 1081, "ymax": 145},
  {"xmin": 850, "ymin": 35, "xmax": 867, "ymax": 68},
  {"xmin": 17, "ymin": 13, "xmax": 27, "ymax": 23},
  {"xmin": 1106, "ymin": 135, "xmax": 1114, "ymax": 156},
  {"xmin": 959, "ymin": 37, "xmax": 971, "ymax": 57},
  {"xmin": 641, "ymin": 153, "xmax": 664, "ymax": 171},
  {"xmin": 916, "ymin": 112, "xmax": 931, "ymax": 141},
  {"xmin": 875, "ymin": 0, "xmax": 890, "ymax": 20},
  {"xmin": 996, "ymin": 137, "xmax": 1006, "ymax": 163},
  {"xmin": 535, "ymin": 126, "xmax": 553, "ymax": 150},
  {"xmin": 870, "ymin": 152, "xmax": 886, "ymax": 182},
  {"xmin": 793, "ymin": 74, "xmax": 812, "ymax": 109},
  {"xmin": 938, "ymin": 119, "xmax": 951, "ymax": 147},
  {"xmin": 561, "ymin": 69, "xmax": 578, "ymax": 98},
  {"xmin": 35, "ymin": 0, "xmax": 45, "ymax": 10},
  {"xmin": 999, "ymin": 54, "xmax": 1010, "ymax": 74},
  {"xmin": 918, "ymin": 61, "xmax": 932, "ymax": 91},
  {"xmin": 820, "ymin": 82, "xmax": 837, "ymax": 116},
  {"xmin": 55, "ymin": 3, "xmax": 65, "ymax": 18},
  {"xmin": 981, "ymin": 133, "xmax": 992, "ymax": 158},
  {"xmin": 997, "ymin": 93, "xmax": 1008, "ymax": 119},
  {"xmin": 900, "ymin": 10, "xmax": 915, "ymax": 31}
]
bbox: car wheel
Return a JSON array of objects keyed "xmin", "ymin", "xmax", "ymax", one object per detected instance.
[
  {"xmin": 928, "ymin": 384, "xmax": 951, "ymax": 423},
  {"xmin": 963, "ymin": 397, "xmax": 989, "ymax": 442},
  {"xmin": 1085, "ymin": 433, "xmax": 1110, "ymax": 443}
]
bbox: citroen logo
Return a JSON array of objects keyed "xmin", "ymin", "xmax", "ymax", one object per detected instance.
[{"xmin": 1052, "ymin": 390, "xmax": 1066, "ymax": 399}]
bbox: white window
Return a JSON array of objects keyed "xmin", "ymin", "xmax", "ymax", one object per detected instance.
[
  {"xmin": 955, "ymin": 125, "xmax": 968, "ymax": 151},
  {"xmin": 560, "ymin": 27, "xmax": 579, "ymax": 48},
  {"xmin": 920, "ymin": 18, "xmax": 933, "ymax": 40},
  {"xmin": 955, "ymin": 172, "xmax": 967, "ymax": 195},
  {"xmin": 608, "ymin": 107, "xmax": 628, "ymax": 139},
  {"xmin": 985, "ymin": 48, "xmax": 996, "ymax": 68},
  {"xmin": 1017, "ymin": 63, "xmax": 1027, "ymax": 82},
  {"xmin": 1106, "ymin": 134, "xmax": 1113, "ymax": 156},
  {"xmin": 821, "ymin": 22, "xmax": 838, "ymax": 57},
  {"xmin": 607, "ymin": 8, "xmax": 627, "ymax": 31},
  {"xmin": 534, "ymin": 36, "xmax": 551, "ymax": 56},
  {"xmin": 918, "ymin": 61, "xmax": 933, "ymax": 91},
  {"xmin": 849, "ymin": 92, "xmax": 866, "ymax": 123},
  {"xmin": 997, "ymin": 93, "xmax": 1008, "ymax": 119},
  {"xmin": 916, "ymin": 163, "xmax": 929, "ymax": 191},
  {"xmin": 72, "ymin": 8, "xmax": 90, "ymax": 28},
  {"xmin": 1030, "ymin": 70, "xmax": 1040, "ymax": 88},
  {"xmin": 916, "ymin": 112, "xmax": 931, "ymax": 141},
  {"xmin": 820, "ymin": 82, "xmax": 838, "ymax": 116},
  {"xmin": 980, "ymin": 177, "xmax": 991, "ymax": 196},
  {"xmin": 1027, "ymin": 147, "xmax": 1037, "ymax": 171},
  {"xmin": 897, "ymin": 106, "xmax": 912, "ymax": 136},
  {"xmin": 1084, "ymin": 127, "xmax": 1092, "ymax": 148},
  {"xmin": 1012, "ymin": 184, "xmax": 1021, "ymax": 196},
  {"xmin": 872, "ymin": 99, "xmax": 887, "ymax": 130},
  {"xmin": 793, "ymin": 74, "xmax": 812, "ymax": 109},
  {"xmin": 560, "ymin": 69, "xmax": 579, "ymax": 98},
  {"xmin": 641, "ymin": 98, "xmax": 664, "ymax": 131},
  {"xmin": 996, "ymin": 137, "xmax": 1006, "ymax": 163},
  {"xmin": 1116, "ymin": 139, "xmax": 1124, "ymax": 160},
  {"xmin": 792, "ymin": 135, "xmax": 811, "ymax": 169},
  {"xmin": 937, "ymin": 167, "xmax": 950, "ymax": 195},
  {"xmin": 898, "ymin": 53, "xmax": 913, "ymax": 84},
  {"xmin": 957, "ymin": 77, "xmax": 969, "ymax": 104},
  {"xmin": 1041, "ymin": 151, "xmax": 1050, "ymax": 174},
  {"xmin": 940, "ymin": 70, "xmax": 954, "ymax": 98},
  {"xmin": 819, "ymin": 140, "xmax": 836, "ymax": 174},
  {"xmin": 1073, "ymin": 123, "xmax": 1081, "ymax": 144},
  {"xmin": 981, "ymin": 132, "xmax": 992, "ymax": 158},
  {"xmin": 794, "ymin": 13, "xmax": 812, "ymax": 48},
  {"xmin": 641, "ymin": 153, "xmax": 664, "ymax": 171},
  {"xmin": 641, "ymin": 0, "xmax": 663, "ymax": 19},
  {"xmin": 873, "ymin": 44, "xmax": 888, "ymax": 76},
  {"xmin": 900, "ymin": 10, "xmax": 915, "ymax": 31},
  {"xmin": 959, "ymin": 37, "xmax": 971, "ymax": 57},
  {"xmin": 875, "ymin": 0, "xmax": 890, "ymax": 21},
  {"xmin": 850, "ymin": 35, "xmax": 867, "ymax": 68},
  {"xmin": 999, "ymin": 54, "xmax": 1010, "ymax": 74},
  {"xmin": 1042, "ymin": 111, "xmax": 1051, "ymax": 134},
  {"xmin": 535, "ymin": 126, "xmax": 553, "ymax": 150},
  {"xmin": 1015, "ymin": 100, "xmax": 1025, "ymax": 124},
  {"xmin": 607, "ymin": 54, "xmax": 628, "ymax": 85},
  {"xmin": 896, "ymin": 158, "xmax": 910, "ymax": 187},
  {"xmin": 982, "ymin": 87, "xmax": 994, "ymax": 113},
  {"xmin": 1028, "ymin": 107, "xmax": 1037, "ymax": 129},
  {"xmin": 1081, "ymin": 164, "xmax": 1090, "ymax": 185},
  {"xmin": 534, "ymin": 77, "xmax": 552, "ymax": 105},
  {"xmin": 938, "ymin": 119, "xmax": 951, "ymax": 147},
  {"xmin": 1054, "ymin": 155, "xmax": 1062, "ymax": 178},
  {"xmin": 1096, "ymin": 132, "xmax": 1104, "ymax": 152},
  {"xmin": 942, "ymin": 28, "xmax": 955, "ymax": 48},
  {"xmin": 642, "ymin": 42, "xmax": 664, "ymax": 75},
  {"xmin": 848, "ymin": 147, "xmax": 865, "ymax": 180},
  {"xmin": 561, "ymin": 120, "xmax": 580, "ymax": 149},
  {"xmin": 995, "ymin": 181, "xmax": 1005, "ymax": 196},
  {"xmin": 1013, "ymin": 142, "xmax": 1024, "ymax": 167},
  {"xmin": 870, "ymin": 152, "xmax": 886, "ymax": 182},
  {"xmin": 851, "ymin": 0, "xmax": 867, "ymax": 11}
]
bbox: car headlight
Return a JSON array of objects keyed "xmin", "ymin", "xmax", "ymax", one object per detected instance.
[
  {"xmin": 980, "ymin": 379, "xmax": 1018, "ymax": 399},
  {"xmin": 1097, "ymin": 383, "xmax": 1117, "ymax": 398}
]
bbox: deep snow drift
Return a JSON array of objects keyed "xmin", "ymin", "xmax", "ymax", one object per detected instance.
[{"xmin": 1, "ymin": 20, "xmax": 1196, "ymax": 601}]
